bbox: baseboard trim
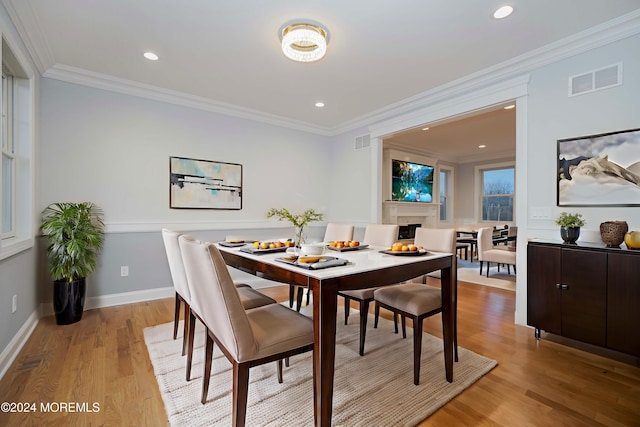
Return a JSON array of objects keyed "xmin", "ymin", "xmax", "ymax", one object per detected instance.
[
  {"xmin": 40, "ymin": 286, "xmax": 175, "ymax": 317},
  {"xmin": 0, "ymin": 308, "xmax": 40, "ymax": 382}
]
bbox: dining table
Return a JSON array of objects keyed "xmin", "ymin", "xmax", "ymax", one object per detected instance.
[{"xmin": 217, "ymin": 243, "xmax": 456, "ymax": 427}]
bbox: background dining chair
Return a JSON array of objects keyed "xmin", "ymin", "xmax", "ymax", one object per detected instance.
[
  {"xmin": 290, "ymin": 222, "xmax": 355, "ymax": 311},
  {"xmin": 477, "ymin": 227, "xmax": 516, "ymax": 276},
  {"xmin": 162, "ymin": 228, "xmax": 194, "ymax": 356},
  {"xmin": 372, "ymin": 227, "xmax": 457, "ymax": 385},
  {"xmin": 338, "ymin": 223, "xmax": 398, "ymax": 356},
  {"xmin": 179, "ymin": 238, "xmax": 314, "ymax": 426}
]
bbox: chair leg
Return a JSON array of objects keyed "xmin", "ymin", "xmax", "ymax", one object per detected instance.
[
  {"xmin": 401, "ymin": 316, "xmax": 407, "ymax": 339},
  {"xmin": 359, "ymin": 300, "xmax": 370, "ymax": 356},
  {"xmin": 413, "ymin": 316, "xmax": 423, "ymax": 385},
  {"xmin": 288, "ymin": 285, "xmax": 295, "ymax": 308},
  {"xmin": 186, "ymin": 310, "xmax": 197, "ymax": 381},
  {"xmin": 507, "ymin": 264, "xmax": 511, "ymax": 274},
  {"xmin": 393, "ymin": 313, "xmax": 399, "ymax": 334},
  {"xmin": 514, "ymin": 265, "xmax": 516, "ymax": 274},
  {"xmin": 232, "ymin": 363, "xmax": 251, "ymax": 427},
  {"xmin": 285, "ymin": 357, "xmax": 290, "ymax": 367},
  {"xmin": 182, "ymin": 301, "xmax": 190, "ymax": 356},
  {"xmin": 479, "ymin": 261, "xmax": 483, "ymax": 275},
  {"xmin": 486, "ymin": 262, "xmax": 490, "ymax": 277},
  {"xmin": 201, "ymin": 332, "xmax": 214, "ymax": 404},
  {"xmin": 305, "ymin": 285, "xmax": 311, "ymax": 306},
  {"xmin": 277, "ymin": 360, "xmax": 283, "ymax": 383},
  {"xmin": 374, "ymin": 302, "xmax": 380, "ymax": 328},
  {"xmin": 295, "ymin": 286, "xmax": 304, "ymax": 312},
  {"xmin": 173, "ymin": 293, "xmax": 180, "ymax": 340},
  {"xmin": 344, "ymin": 297, "xmax": 350, "ymax": 325}
]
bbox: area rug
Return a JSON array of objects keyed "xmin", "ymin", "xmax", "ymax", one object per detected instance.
[
  {"xmin": 456, "ymin": 259, "xmax": 516, "ymax": 291},
  {"xmin": 144, "ymin": 310, "xmax": 496, "ymax": 427}
]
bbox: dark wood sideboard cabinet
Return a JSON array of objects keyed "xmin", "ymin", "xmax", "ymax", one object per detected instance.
[{"xmin": 527, "ymin": 240, "xmax": 640, "ymax": 358}]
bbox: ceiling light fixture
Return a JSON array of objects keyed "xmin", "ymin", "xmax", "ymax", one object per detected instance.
[
  {"xmin": 504, "ymin": 104, "xmax": 515, "ymax": 110},
  {"xmin": 493, "ymin": 5, "xmax": 514, "ymax": 19},
  {"xmin": 144, "ymin": 52, "xmax": 159, "ymax": 61},
  {"xmin": 478, "ymin": 145, "xmax": 487, "ymax": 148},
  {"xmin": 315, "ymin": 102, "xmax": 325, "ymax": 108},
  {"xmin": 280, "ymin": 22, "xmax": 329, "ymax": 62},
  {"xmin": 422, "ymin": 127, "xmax": 430, "ymax": 131}
]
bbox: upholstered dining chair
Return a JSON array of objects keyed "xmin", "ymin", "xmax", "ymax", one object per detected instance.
[
  {"xmin": 162, "ymin": 229, "xmax": 277, "ymax": 381},
  {"xmin": 338, "ymin": 223, "xmax": 399, "ymax": 356},
  {"xmin": 477, "ymin": 226, "xmax": 516, "ymax": 276},
  {"xmin": 372, "ymin": 227, "xmax": 457, "ymax": 385},
  {"xmin": 162, "ymin": 228, "xmax": 193, "ymax": 356},
  {"xmin": 179, "ymin": 237, "xmax": 314, "ymax": 426},
  {"xmin": 290, "ymin": 222, "xmax": 355, "ymax": 311}
]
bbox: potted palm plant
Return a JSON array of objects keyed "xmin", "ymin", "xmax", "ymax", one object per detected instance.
[
  {"xmin": 555, "ymin": 211, "xmax": 585, "ymax": 244},
  {"xmin": 41, "ymin": 202, "xmax": 105, "ymax": 325}
]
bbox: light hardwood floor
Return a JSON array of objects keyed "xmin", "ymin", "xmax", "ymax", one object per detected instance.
[{"xmin": 1, "ymin": 280, "xmax": 638, "ymax": 426}]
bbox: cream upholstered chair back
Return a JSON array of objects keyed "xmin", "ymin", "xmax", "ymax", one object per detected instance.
[
  {"xmin": 162, "ymin": 228, "xmax": 191, "ymax": 303},
  {"xmin": 179, "ymin": 237, "xmax": 257, "ymax": 361},
  {"xmin": 414, "ymin": 228, "xmax": 456, "ymax": 253},
  {"xmin": 363, "ymin": 224, "xmax": 399, "ymax": 247},
  {"xmin": 477, "ymin": 227, "xmax": 495, "ymax": 260},
  {"xmin": 323, "ymin": 223, "xmax": 354, "ymax": 242}
]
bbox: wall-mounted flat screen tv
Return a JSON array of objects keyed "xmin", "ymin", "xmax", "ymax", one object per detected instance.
[{"xmin": 391, "ymin": 159, "xmax": 434, "ymax": 203}]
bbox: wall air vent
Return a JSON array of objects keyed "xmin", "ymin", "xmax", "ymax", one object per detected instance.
[
  {"xmin": 355, "ymin": 134, "xmax": 370, "ymax": 150},
  {"xmin": 569, "ymin": 62, "xmax": 622, "ymax": 97}
]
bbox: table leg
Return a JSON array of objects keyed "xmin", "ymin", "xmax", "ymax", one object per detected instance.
[
  {"xmin": 312, "ymin": 278, "xmax": 338, "ymax": 427},
  {"xmin": 440, "ymin": 262, "xmax": 454, "ymax": 382}
]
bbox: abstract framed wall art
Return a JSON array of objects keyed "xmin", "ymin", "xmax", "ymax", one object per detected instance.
[
  {"xmin": 557, "ymin": 128, "xmax": 640, "ymax": 207},
  {"xmin": 170, "ymin": 156, "xmax": 242, "ymax": 209}
]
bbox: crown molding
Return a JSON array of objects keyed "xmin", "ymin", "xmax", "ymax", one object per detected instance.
[
  {"xmin": 1, "ymin": 0, "xmax": 54, "ymax": 74},
  {"xmin": 336, "ymin": 9, "xmax": 640, "ymax": 136},
  {"xmin": 43, "ymin": 64, "xmax": 333, "ymax": 136}
]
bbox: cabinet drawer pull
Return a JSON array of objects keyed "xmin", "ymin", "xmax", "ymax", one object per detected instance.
[{"xmin": 556, "ymin": 283, "xmax": 569, "ymax": 290}]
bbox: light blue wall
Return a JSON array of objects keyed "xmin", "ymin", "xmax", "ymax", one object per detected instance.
[{"xmin": 526, "ymin": 32, "xmax": 640, "ymax": 241}]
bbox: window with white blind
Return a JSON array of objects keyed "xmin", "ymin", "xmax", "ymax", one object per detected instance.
[{"xmin": 0, "ymin": 36, "xmax": 34, "ymax": 260}]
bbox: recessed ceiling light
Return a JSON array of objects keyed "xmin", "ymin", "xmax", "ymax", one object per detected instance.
[
  {"xmin": 478, "ymin": 145, "xmax": 487, "ymax": 149},
  {"xmin": 143, "ymin": 52, "xmax": 159, "ymax": 61},
  {"xmin": 504, "ymin": 104, "xmax": 515, "ymax": 110},
  {"xmin": 422, "ymin": 127, "xmax": 430, "ymax": 131},
  {"xmin": 493, "ymin": 5, "xmax": 514, "ymax": 19},
  {"xmin": 315, "ymin": 102, "xmax": 325, "ymax": 108}
]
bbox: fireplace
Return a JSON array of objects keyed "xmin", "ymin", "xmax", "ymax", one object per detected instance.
[
  {"xmin": 382, "ymin": 201, "xmax": 439, "ymax": 230},
  {"xmin": 398, "ymin": 223, "xmax": 421, "ymax": 240}
]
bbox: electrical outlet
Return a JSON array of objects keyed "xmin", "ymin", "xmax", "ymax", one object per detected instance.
[
  {"xmin": 12, "ymin": 295, "xmax": 17, "ymax": 313},
  {"xmin": 120, "ymin": 266, "xmax": 129, "ymax": 277}
]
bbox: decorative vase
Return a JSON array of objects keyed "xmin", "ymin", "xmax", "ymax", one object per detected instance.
[
  {"xmin": 560, "ymin": 226, "xmax": 580, "ymax": 244},
  {"xmin": 54, "ymin": 278, "xmax": 86, "ymax": 325},
  {"xmin": 599, "ymin": 221, "xmax": 628, "ymax": 247},
  {"xmin": 294, "ymin": 226, "xmax": 306, "ymax": 248}
]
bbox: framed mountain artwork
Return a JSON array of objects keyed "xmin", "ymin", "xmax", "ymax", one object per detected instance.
[{"xmin": 557, "ymin": 128, "xmax": 640, "ymax": 206}]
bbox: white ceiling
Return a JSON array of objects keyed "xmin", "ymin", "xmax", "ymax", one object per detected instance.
[{"xmin": 3, "ymin": 1, "xmax": 639, "ymax": 142}]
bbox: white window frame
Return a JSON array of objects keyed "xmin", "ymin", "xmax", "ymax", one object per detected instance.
[
  {"xmin": 2, "ymin": 72, "xmax": 15, "ymax": 238},
  {"xmin": 438, "ymin": 165, "xmax": 454, "ymax": 223},
  {"xmin": 474, "ymin": 161, "xmax": 515, "ymax": 224},
  {"xmin": 0, "ymin": 33, "xmax": 35, "ymax": 260}
]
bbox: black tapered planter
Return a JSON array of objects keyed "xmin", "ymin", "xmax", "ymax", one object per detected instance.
[
  {"xmin": 54, "ymin": 279, "xmax": 86, "ymax": 325},
  {"xmin": 560, "ymin": 226, "xmax": 581, "ymax": 244}
]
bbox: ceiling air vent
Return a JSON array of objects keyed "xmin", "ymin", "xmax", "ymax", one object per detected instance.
[
  {"xmin": 355, "ymin": 134, "xmax": 370, "ymax": 150},
  {"xmin": 569, "ymin": 62, "xmax": 622, "ymax": 97}
]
